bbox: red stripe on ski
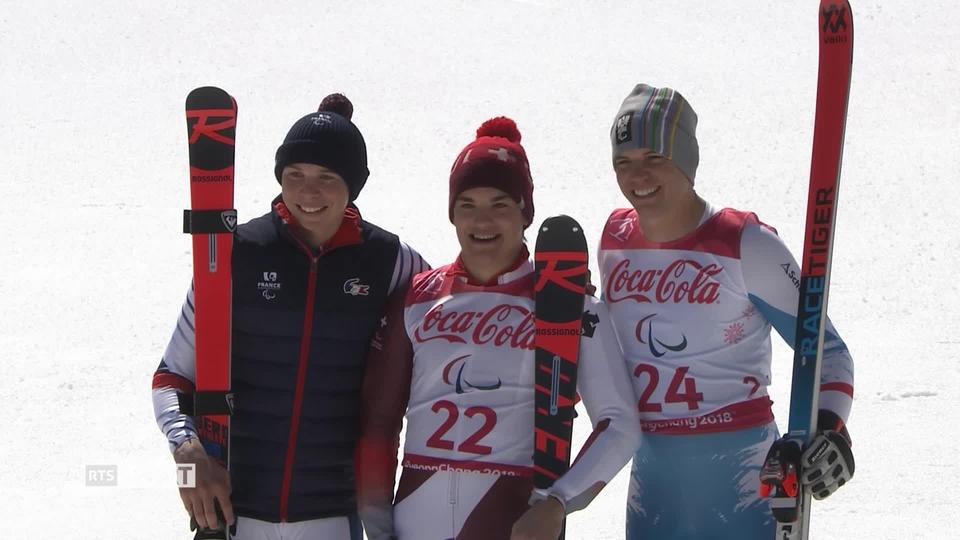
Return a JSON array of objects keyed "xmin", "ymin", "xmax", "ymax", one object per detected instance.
[
  {"xmin": 532, "ymin": 464, "xmax": 561, "ymax": 480},
  {"xmin": 537, "ymin": 364, "xmax": 572, "ymax": 382},
  {"xmin": 535, "ymin": 428, "xmax": 572, "ymax": 462},
  {"xmin": 534, "ymin": 385, "xmax": 577, "ymax": 407}
]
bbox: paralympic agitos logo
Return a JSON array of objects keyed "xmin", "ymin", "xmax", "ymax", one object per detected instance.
[
  {"xmin": 441, "ymin": 354, "xmax": 502, "ymax": 394},
  {"xmin": 635, "ymin": 314, "xmax": 688, "ymax": 358}
]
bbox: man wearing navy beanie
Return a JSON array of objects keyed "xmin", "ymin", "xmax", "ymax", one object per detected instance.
[
  {"xmin": 153, "ymin": 93, "xmax": 428, "ymax": 539},
  {"xmin": 274, "ymin": 93, "xmax": 369, "ymax": 202}
]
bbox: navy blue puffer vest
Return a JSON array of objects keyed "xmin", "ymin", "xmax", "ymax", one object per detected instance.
[{"xmin": 227, "ymin": 204, "xmax": 398, "ymax": 522}]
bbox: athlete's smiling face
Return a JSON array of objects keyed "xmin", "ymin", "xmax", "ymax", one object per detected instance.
[
  {"xmin": 280, "ymin": 163, "xmax": 349, "ymax": 245},
  {"xmin": 452, "ymin": 186, "xmax": 526, "ymax": 279},
  {"xmin": 613, "ymin": 148, "xmax": 693, "ymax": 214}
]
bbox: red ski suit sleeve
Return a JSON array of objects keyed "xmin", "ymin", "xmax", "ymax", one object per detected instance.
[{"xmin": 355, "ymin": 288, "xmax": 413, "ymax": 539}]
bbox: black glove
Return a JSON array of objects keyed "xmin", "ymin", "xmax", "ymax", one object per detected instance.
[{"xmin": 800, "ymin": 410, "xmax": 854, "ymax": 500}]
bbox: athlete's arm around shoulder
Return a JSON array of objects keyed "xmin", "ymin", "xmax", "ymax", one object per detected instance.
[
  {"xmin": 740, "ymin": 219, "xmax": 854, "ymax": 426},
  {"xmin": 387, "ymin": 240, "xmax": 430, "ymax": 295},
  {"xmin": 547, "ymin": 296, "xmax": 642, "ymax": 513}
]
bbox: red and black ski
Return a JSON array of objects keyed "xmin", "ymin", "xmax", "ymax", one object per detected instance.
[
  {"xmin": 533, "ymin": 215, "xmax": 588, "ymax": 539},
  {"xmin": 181, "ymin": 86, "xmax": 237, "ymax": 540},
  {"xmin": 762, "ymin": 3, "xmax": 854, "ymax": 539}
]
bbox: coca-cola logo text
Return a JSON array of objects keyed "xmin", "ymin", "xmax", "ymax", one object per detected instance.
[
  {"xmin": 414, "ymin": 303, "xmax": 536, "ymax": 350},
  {"xmin": 605, "ymin": 259, "xmax": 723, "ymax": 304}
]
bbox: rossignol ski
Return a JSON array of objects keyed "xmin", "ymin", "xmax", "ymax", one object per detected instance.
[
  {"xmin": 762, "ymin": 3, "xmax": 853, "ymax": 539},
  {"xmin": 532, "ymin": 215, "xmax": 588, "ymax": 540},
  {"xmin": 180, "ymin": 86, "xmax": 238, "ymax": 540}
]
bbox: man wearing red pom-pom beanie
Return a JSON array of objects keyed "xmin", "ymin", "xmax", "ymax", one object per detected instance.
[
  {"xmin": 355, "ymin": 117, "xmax": 641, "ymax": 540},
  {"xmin": 152, "ymin": 94, "xmax": 428, "ymax": 539}
]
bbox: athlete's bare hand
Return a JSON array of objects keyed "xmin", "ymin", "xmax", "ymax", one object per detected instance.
[
  {"xmin": 510, "ymin": 496, "xmax": 564, "ymax": 540},
  {"xmin": 173, "ymin": 438, "xmax": 236, "ymax": 530}
]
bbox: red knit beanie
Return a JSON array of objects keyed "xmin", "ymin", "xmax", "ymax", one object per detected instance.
[{"xmin": 448, "ymin": 117, "xmax": 534, "ymax": 226}]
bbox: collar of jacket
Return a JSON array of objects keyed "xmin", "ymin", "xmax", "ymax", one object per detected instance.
[
  {"xmin": 449, "ymin": 244, "xmax": 532, "ymax": 286},
  {"xmin": 271, "ymin": 195, "xmax": 363, "ymax": 256}
]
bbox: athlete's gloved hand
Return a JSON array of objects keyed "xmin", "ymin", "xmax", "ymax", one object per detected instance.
[
  {"xmin": 800, "ymin": 410, "xmax": 854, "ymax": 500},
  {"xmin": 760, "ymin": 410, "xmax": 854, "ymax": 502}
]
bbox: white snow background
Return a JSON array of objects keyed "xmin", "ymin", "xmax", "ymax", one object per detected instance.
[{"xmin": 1, "ymin": 1, "xmax": 956, "ymax": 538}]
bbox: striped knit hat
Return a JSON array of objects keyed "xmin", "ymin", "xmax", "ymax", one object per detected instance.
[{"xmin": 611, "ymin": 84, "xmax": 699, "ymax": 184}]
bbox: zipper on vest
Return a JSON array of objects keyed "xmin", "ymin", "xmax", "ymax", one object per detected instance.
[
  {"xmin": 447, "ymin": 468, "xmax": 459, "ymax": 536},
  {"xmin": 279, "ymin": 254, "xmax": 319, "ymax": 521},
  {"xmin": 448, "ymin": 468, "xmax": 459, "ymax": 505}
]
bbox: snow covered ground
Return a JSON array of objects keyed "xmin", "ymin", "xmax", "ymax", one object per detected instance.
[{"xmin": 1, "ymin": 1, "xmax": 956, "ymax": 538}]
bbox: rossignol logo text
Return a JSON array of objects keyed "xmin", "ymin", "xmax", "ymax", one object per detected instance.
[
  {"xmin": 536, "ymin": 327, "xmax": 581, "ymax": 336},
  {"xmin": 191, "ymin": 174, "xmax": 232, "ymax": 183},
  {"xmin": 606, "ymin": 259, "xmax": 723, "ymax": 304}
]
